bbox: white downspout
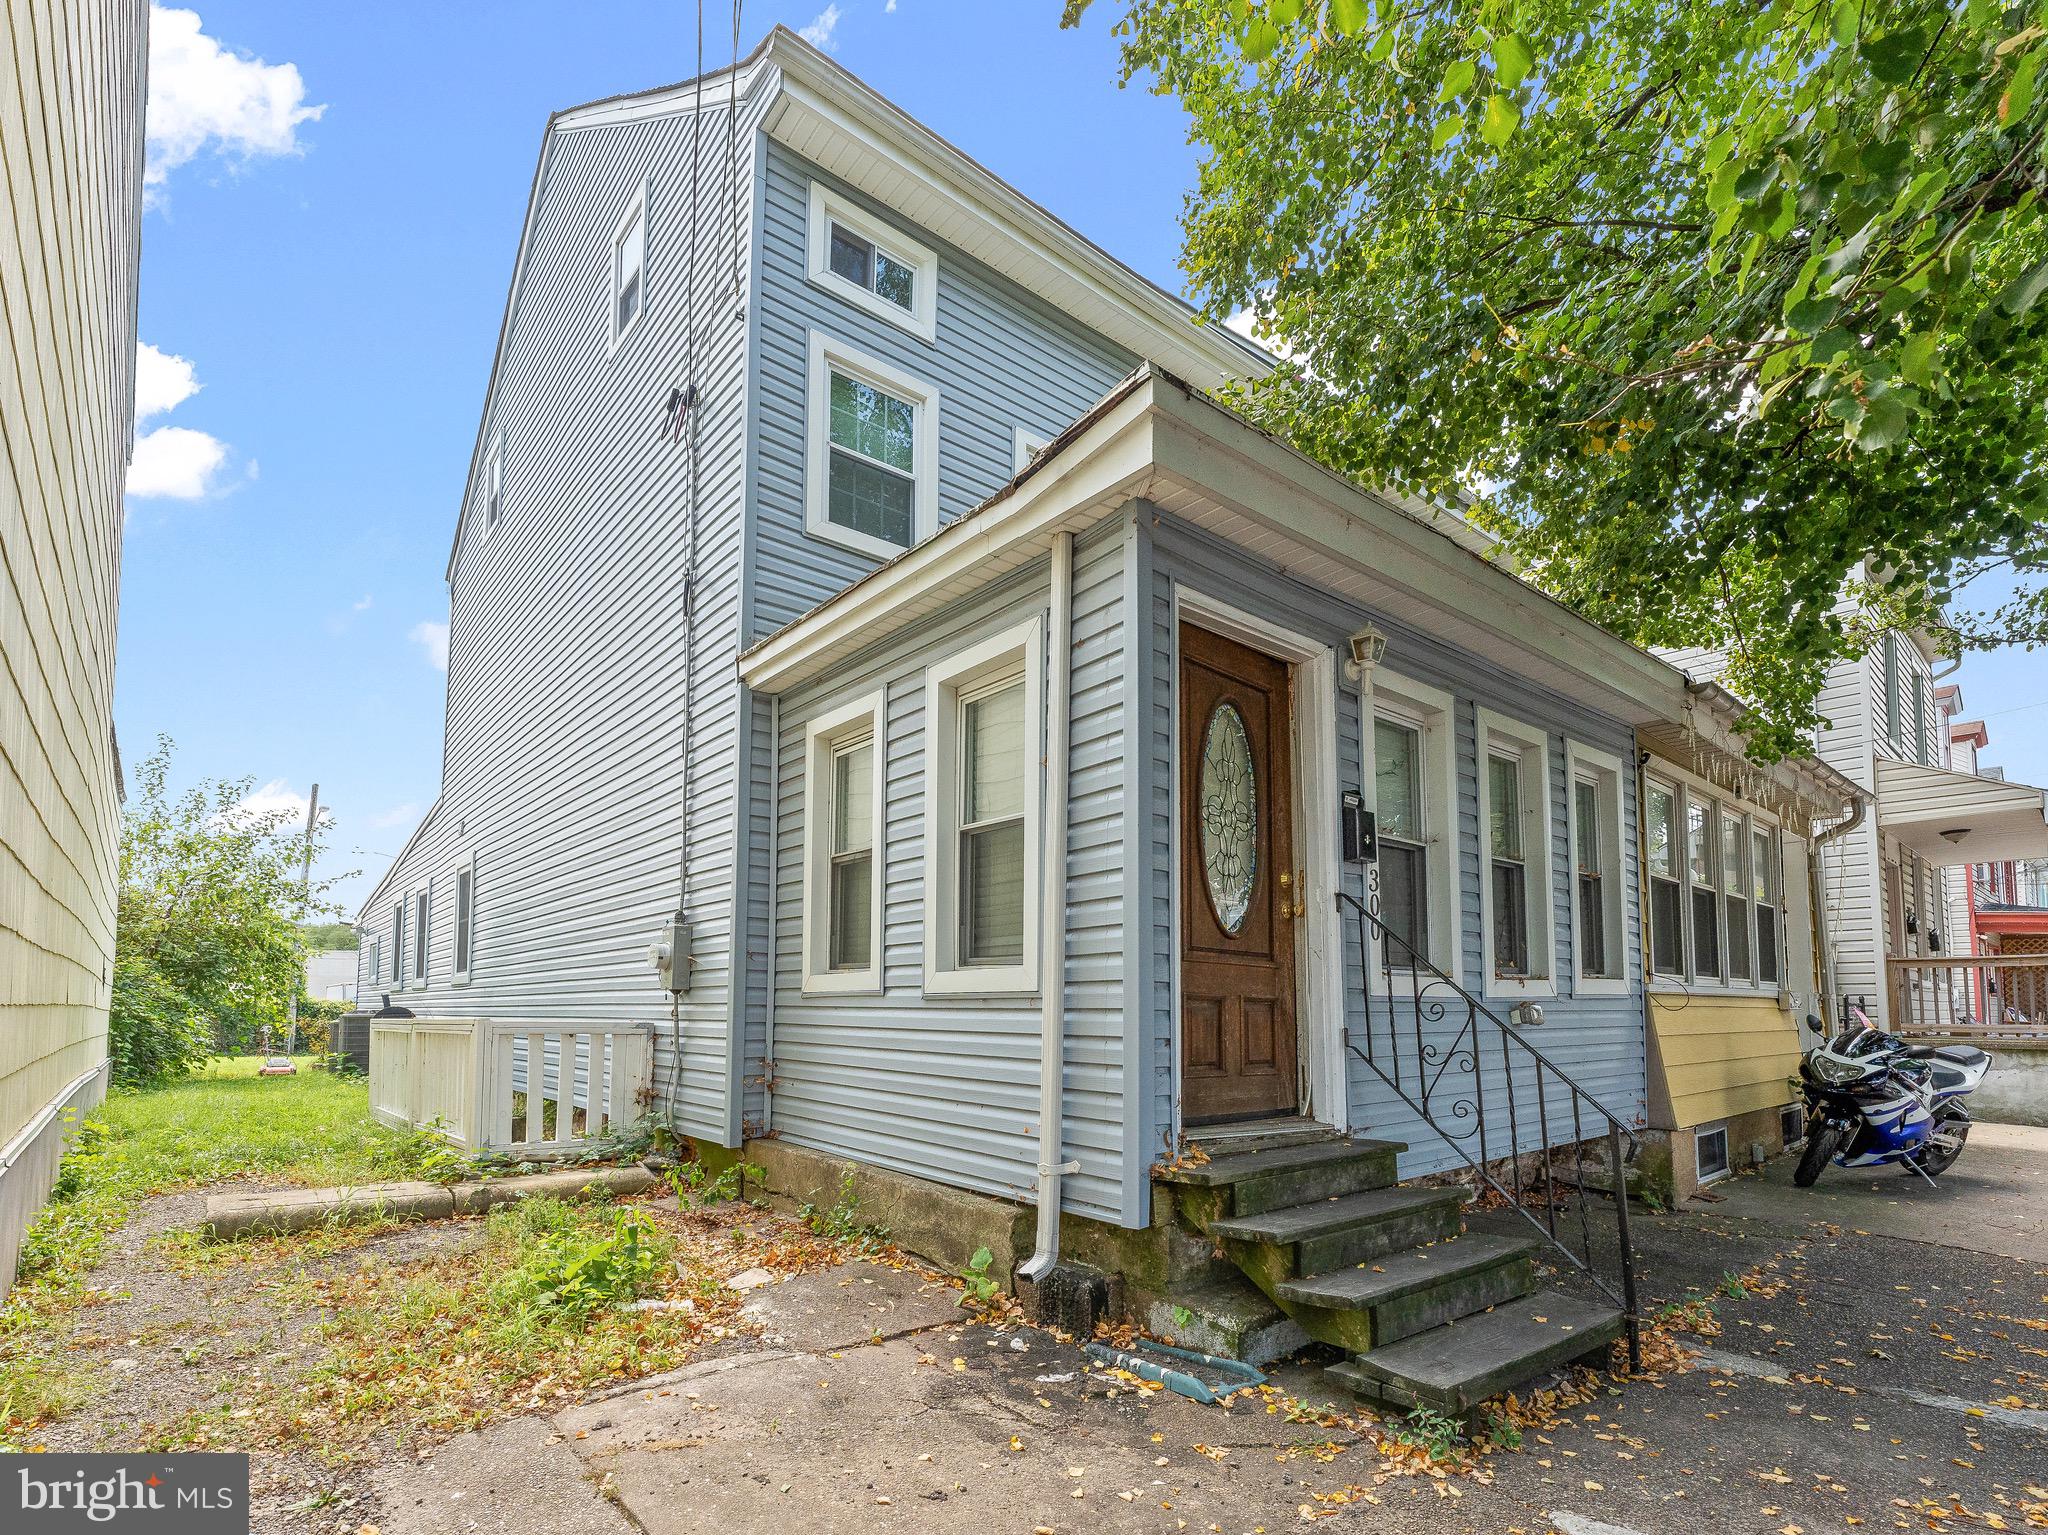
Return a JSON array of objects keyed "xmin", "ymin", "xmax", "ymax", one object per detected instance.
[
  {"xmin": 762, "ymin": 693, "xmax": 780, "ymax": 1135},
  {"xmin": 1019, "ymin": 531, "xmax": 1076, "ymax": 1284}
]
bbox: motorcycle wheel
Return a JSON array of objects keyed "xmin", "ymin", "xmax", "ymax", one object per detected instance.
[
  {"xmin": 1912, "ymin": 1115, "xmax": 1970, "ymax": 1178},
  {"xmin": 1794, "ymin": 1123, "xmax": 1846, "ymax": 1187}
]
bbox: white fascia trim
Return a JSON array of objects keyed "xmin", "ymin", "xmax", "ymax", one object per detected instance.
[
  {"xmin": 806, "ymin": 180, "xmax": 938, "ymax": 342},
  {"xmin": 1474, "ymin": 705, "xmax": 1557, "ymax": 999},
  {"xmin": 801, "ymin": 688, "xmax": 888, "ymax": 996},
  {"xmin": 1565, "ymin": 739, "xmax": 1631, "ymax": 998},
  {"xmin": 804, "ymin": 329, "xmax": 940, "ymax": 561},
  {"xmin": 608, "ymin": 180, "xmax": 649, "ymax": 356},
  {"xmin": 922, "ymin": 612, "xmax": 1045, "ymax": 997},
  {"xmin": 1361, "ymin": 668, "xmax": 1459, "ymax": 977}
]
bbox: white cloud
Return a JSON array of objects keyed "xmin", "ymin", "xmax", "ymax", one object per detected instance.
[
  {"xmin": 799, "ymin": 4, "xmax": 841, "ymax": 49},
  {"xmin": 127, "ymin": 424, "xmax": 228, "ymax": 499},
  {"xmin": 885, "ymin": 0, "xmax": 897, "ymax": 11},
  {"xmin": 232, "ymin": 777, "xmax": 311, "ymax": 824},
  {"xmin": 352, "ymin": 594, "xmax": 373, "ymax": 611},
  {"xmin": 367, "ymin": 801, "xmax": 419, "ymax": 830},
  {"xmin": 410, "ymin": 619, "xmax": 449, "ymax": 671},
  {"xmin": 145, "ymin": 5, "xmax": 325, "ymax": 193},
  {"xmin": 135, "ymin": 341, "xmax": 200, "ymax": 419}
]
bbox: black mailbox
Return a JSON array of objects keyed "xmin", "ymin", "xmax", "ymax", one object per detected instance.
[{"xmin": 1341, "ymin": 790, "xmax": 1377, "ymax": 863}]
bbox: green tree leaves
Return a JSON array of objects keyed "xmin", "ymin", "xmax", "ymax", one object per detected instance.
[{"xmin": 1071, "ymin": 0, "xmax": 2048, "ymax": 753}]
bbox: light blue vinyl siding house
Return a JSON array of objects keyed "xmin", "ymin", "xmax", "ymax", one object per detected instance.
[{"xmin": 361, "ymin": 29, "xmax": 1700, "ymax": 1382}]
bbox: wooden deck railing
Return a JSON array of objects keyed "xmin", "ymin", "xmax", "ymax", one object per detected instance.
[
  {"xmin": 1885, "ymin": 956, "xmax": 2048, "ymax": 1040},
  {"xmin": 369, "ymin": 1018, "xmax": 653, "ymax": 1156}
]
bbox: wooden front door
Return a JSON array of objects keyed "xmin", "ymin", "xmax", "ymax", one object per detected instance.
[{"xmin": 1179, "ymin": 623, "xmax": 1300, "ymax": 1124}]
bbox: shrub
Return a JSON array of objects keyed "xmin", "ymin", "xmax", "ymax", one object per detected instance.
[{"xmin": 107, "ymin": 956, "xmax": 212, "ymax": 1089}]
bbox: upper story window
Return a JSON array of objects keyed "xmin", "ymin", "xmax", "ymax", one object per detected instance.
[
  {"xmin": 1913, "ymin": 672, "xmax": 1930, "ymax": 766},
  {"xmin": 807, "ymin": 181, "xmax": 939, "ymax": 341},
  {"xmin": 1566, "ymin": 742, "xmax": 1626, "ymax": 992},
  {"xmin": 485, "ymin": 435, "xmax": 503, "ymax": 532},
  {"xmin": 1366, "ymin": 671, "xmax": 1455, "ymax": 974},
  {"xmin": 802, "ymin": 690, "xmax": 886, "ymax": 994},
  {"xmin": 612, "ymin": 186, "xmax": 647, "ymax": 344},
  {"xmin": 923, "ymin": 614, "xmax": 1044, "ymax": 996},
  {"xmin": 806, "ymin": 332, "xmax": 939, "ymax": 560},
  {"xmin": 1883, "ymin": 632, "xmax": 1902, "ymax": 755},
  {"xmin": 1475, "ymin": 708, "xmax": 1554, "ymax": 996}
]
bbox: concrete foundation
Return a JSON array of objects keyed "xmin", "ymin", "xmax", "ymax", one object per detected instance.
[
  {"xmin": 1636, "ymin": 1098, "xmax": 1804, "ymax": 1207},
  {"xmin": 1966, "ymin": 1041, "xmax": 2048, "ymax": 1127}
]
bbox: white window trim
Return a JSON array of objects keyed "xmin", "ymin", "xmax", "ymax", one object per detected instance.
[
  {"xmin": 922, "ymin": 614, "xmax": 1044, "ymax": 996},
  {"xmin": 806, "ymin": 180, "xmax": 939, "ymax": 342},
  {"xmin": 450, "ymin": 853, "xmax": 475, "ymax": 986},
  {"xmin": 1565, "ymin": 740, "xmax": 1630, "ymax": 997},
  {"xmin": 801, "ymin": 689, "xmax": 888, "ymax": 996},
  {"xmin": 805, "ymin": 330, "xmax": 940, "ymax": 562},
  {"xmin": 1644, "ymin": 773, "xmax": 1687, "ymax": 986},
  {"xmin": 1695, "ymin": 1122, "xmax": 1732, "ymax": 1184},
  {"xmin": 1474, "ymin": 706, "xmax": 1556, "ymax": 999},
  {"xmin": 1361, "ymin": 670, "xmax": 1458, "ymax": 976},
  {"xmin": 390, "ymin": 900, "xmax": 406, "ymax": 986},
  {"xmin": 364, "ymin": 937, "xmax": 379, "ymax": 995},
  {"xmin": 484, "ymin": 434, "xmax": 503, "ymax": 537},
  {"xmin": 1013, "ymin": 426, "xmax": 1051, "ymax": 475},
  {"xmin": 609, "ymin": 182, "xmax": 648, "ymax": 353},
  {"xmin": 411, "ymin": 881, "xmax": 431, "ymax": 989},
  {"xmin": 1643, "ymin": 759, "xmax": 1787, "ymax": 1000}
]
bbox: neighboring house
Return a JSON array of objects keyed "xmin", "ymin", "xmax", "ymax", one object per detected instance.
[
  {"xmin": 305, "ymin": 949, "xmax": 360, "ymax": 1004},
  {"xmin": 1661, "ymin": 597, "xmax": 2048, "ymax": 1032},
  {"xmin": 360, "ymin": 28, "xmax": 1854, "ymax": 1401},
  {"xmin": 0, "ymin": 0, "xmax": 149, "ymax": 1302},
  {"xmin": 1631, "ymin": 684, "xmax": 1857, "ymax": 1204},
  {"xmin": 1949, "ymin": 712, "xmax": 2048, "ymax": 1026}
]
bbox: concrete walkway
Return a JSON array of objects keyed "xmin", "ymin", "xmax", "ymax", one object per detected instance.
[{"xmin": 378, "ymin": 1133, "xmax": 2048, "ymax": 1534}]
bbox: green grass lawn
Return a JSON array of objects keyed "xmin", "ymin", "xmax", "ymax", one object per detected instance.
[{"xmin": 7, "ymin": 1056, "xmax": 429, "ymax": 1309}]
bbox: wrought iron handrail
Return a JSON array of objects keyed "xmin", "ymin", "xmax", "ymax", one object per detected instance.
[{"xmin": 1336, "ymin": 891, "xmax": 1641, "ymax": 1370}]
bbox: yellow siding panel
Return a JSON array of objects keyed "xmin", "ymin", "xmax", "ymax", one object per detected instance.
[{"xmin": 1648, "ymin": 995, "xmax": 1801, "ymax": 1129}]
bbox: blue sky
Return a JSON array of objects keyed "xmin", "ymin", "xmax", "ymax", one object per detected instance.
[{"xmin": 121, "ymin": 2, "xmax": 2048, "ymax": 920}]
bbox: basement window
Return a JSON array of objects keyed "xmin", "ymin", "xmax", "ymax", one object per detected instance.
[
  {"xmin": 1695, "ymin": 1124, "xmax": 1731, "ymax": 1184},
  {"xmin": 1781, "ymin": 1102, "xmax": 1806, "ymax": 1147}
]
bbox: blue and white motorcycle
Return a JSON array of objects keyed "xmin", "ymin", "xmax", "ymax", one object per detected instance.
[{"xmin": 1794, "ymin": 1012, "xmax": 1990, "ymax": 1188}]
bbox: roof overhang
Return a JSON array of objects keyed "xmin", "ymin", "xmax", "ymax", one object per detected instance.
[
  {"xmin": 1638, "ymin": 680, "xmax": 1863, "ymax": 830},
  {"xmin": 1875, "ymin": 758, "xmax": 2048, "ymax": 866},
  {"xmin": 739, "ymin": 369, "xmax": 1688, "ymax": 728}
]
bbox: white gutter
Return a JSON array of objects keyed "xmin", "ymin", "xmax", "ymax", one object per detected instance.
[{"xmin": 1019, "ymin": 531, "xmax": 1077, "ymax": 1284}]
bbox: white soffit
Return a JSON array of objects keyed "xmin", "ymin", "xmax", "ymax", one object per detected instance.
[{"xmin": 1875, "ymin": 758, "xmax": 2048, "ymax": 866}]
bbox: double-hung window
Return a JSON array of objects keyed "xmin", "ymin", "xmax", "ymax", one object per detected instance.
[
  {"xmin": 1566, "ymin": 743, "xmax": 1626, "ymax": 992},
  {"xmin": 1913, "ymin": 672, "xmax": 1930, "ymax": 765},
  {"xmin": 924, "ymin": 616, "xmax": 1043, "ymax": 995},
  {"xmin": 1366, "ymin": 674, "xmax": 1455, "ymax": 973},
  {"xmin": 485, "ymin": 435, "xmax": 503, "ymax": 533},
  {"xmin": 1688, "ymin": 799, "xmax": 1721, "ymax": 979},
  {"xmin": 1475, "ymin": 709, "xmax": 1554, "ymax": 994},
  {"xmin": 806, "ymin": 182, "xmax": 939, "ymax": 340},
  {"xmin": 413, "ymin": 885, "xmax": 430, "ymax": 984},
  {"xmin": 1722, "ymin": 814, "xmax": 1751, "ymax": 983},
  {"xmin": 1753, "ymin": 826, "xmax": 1781, "ymax": 985},
  {"xmin": 612, "ymin": 186, "xmax": 646, "ymax": 344},
  {"xmin": 802, "ymin": 691, "xmax": 886, "ymax": 994},
  {"xmin": 1883, "ymin": 633, "xmax": 1902, "ymax": 755},
  {"xmin": 1374, "ymin": 718, "xmax": 1428, "ymax": 966},
  {"xmin": 1646, "ymin": 780, "xmax": 1684, "ymax": 976},
  {"xmin": 365, "ymin": 938, "xmax": 379, "ymax": 994},
  {"xmin": 390, "ymin": 900, "xmax": 405, "ymax": 985},
  {"xmin": 806, "ymin": 332, "xmax": 938, "ymax": 560},
  {"xmin": 452, "ymin": 855, "xmax": 474, "ymax": 984}
]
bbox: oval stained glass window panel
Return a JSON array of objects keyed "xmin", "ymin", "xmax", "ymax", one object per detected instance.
[{"xmin": 1199, "ymin": 702, "xmax": 1257, "ymax": 933}]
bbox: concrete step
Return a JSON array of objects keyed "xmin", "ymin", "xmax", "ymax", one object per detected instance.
[
  {"xmin": 1161, "ymin": 1139, "xmax": 1405, "ymax": 1224},
  {"xmin": 1274, "ymin": 1233, "xmax": 1538, "ymax": 1351},
  {"xmin": 1326, "ymin": 1291, "xmax": 1625, "ymax": 1416},
  {"xmin": 1214, "ymin": 1184, "xmax": 1467, "ymax": 1273}
]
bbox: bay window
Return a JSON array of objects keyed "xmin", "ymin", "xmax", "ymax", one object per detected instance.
[
  {"xmin": 1688, "ymin": 799, "xmax": 1721, "ymax": 979},
  {"xmin": 923, "ymin": 616, "xmax": 1043, "ymax": 994},
  {"xmin": 1754, "ymin": 826, "xmax": 1781, "ymax": 985},
  {"xmin": 1646, "ymin": 780, "xmax": 1684, "ymax": 976},
  {"xmin": 1723, "ymin": 812, "xmax": 1751, "ymax": 984},
  {"xmin": 802, "ymin": 690, "xmax": 887, "ymax": 994}
]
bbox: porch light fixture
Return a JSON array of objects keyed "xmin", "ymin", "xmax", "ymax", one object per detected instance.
[
  {"xmin": 1941, "ymin": 827, "xmax": 1970, "ymax": 843},
  {"xmin": 1345, "ymin": 623, "xmax": 1388, "ymax": 681}
]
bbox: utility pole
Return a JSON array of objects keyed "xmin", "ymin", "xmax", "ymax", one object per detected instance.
[{"xmin": 286, "ymin": 783, "xmax": 319, "ymax": 1056}]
